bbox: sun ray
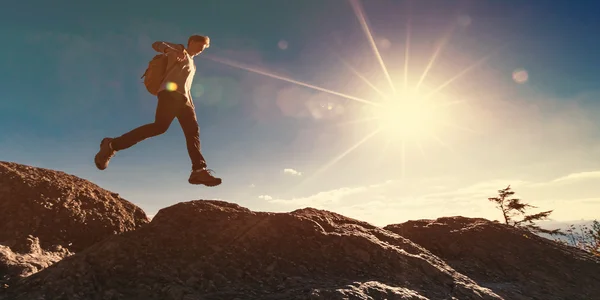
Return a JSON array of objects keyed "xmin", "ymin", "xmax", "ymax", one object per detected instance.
[
  {"xmin": 424, "ymin": 53, "xmax": 495, "ymax": 100},
  {"xmin": 348, "ymin": 0, "xmax": 396, "ymax": 94},
  {"xmin": 204, "ymin": 55, "xmax": 379, "ymax": 106},
  {"xmin": 431, "ymin": 134, "xmax": 453, "ymax": 152},
  {"xmin": 432, "ymin": 99, "xmax": 466, "ymax": 109},
  {"xmin": 416, "ymin": 141, "xmax": 426, "ymax": 159},
  {"xmin": 375, "ymin": 137, "xmax": 393, "ymax": 166},
  {"xmin": 415, "ymin": 26, "xmax": 456, "ymax": 91},
  {"xmin": 336, "ymin": 117, "xmax": 379, "ymax": 127},
  {"xmin": 304, "ymin": 128, "xmax": 382, "ymax": 184},
  {"xmin": 403, "ymin": 5, "xmax": 412, "ymax": 91},
  {"xmin": 401, "ymin": 140, "xmax": 406, "ymax": 179},
  {"xmin": 439, "ymin": 121, "xmax": 479, "ymax": 134},
  {"xmin": 335, "ymin": 53, "xmax": 387, "ymax": 98}
]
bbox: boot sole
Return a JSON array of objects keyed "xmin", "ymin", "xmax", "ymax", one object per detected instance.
[
  {"xmin": 94, "ymin": 154, "xmax": 106, "ymax": 170},
  {"xmin": 94, "ymin": 138, "xmax": 112, "ymax": 170},
  {"xmin": 189, "ymin": 180, "xmax": 222, "ymax": 186}
]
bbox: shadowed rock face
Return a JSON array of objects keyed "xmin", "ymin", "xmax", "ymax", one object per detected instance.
[
  {"xmin": 3, "ymin": 201, "xmax": 501, "ymax": 300},
  {"xmin": 384, "ymin": 217, "xmax": 600, "ymax": 300},
  {"xmin": 0, "ymin": 161, "xmax": 149, "ymax": 286}
]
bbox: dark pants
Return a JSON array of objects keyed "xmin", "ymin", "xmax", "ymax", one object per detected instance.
[{"xmin": 111, "ymin": 90, "xmax": 207, "ymax": 170}]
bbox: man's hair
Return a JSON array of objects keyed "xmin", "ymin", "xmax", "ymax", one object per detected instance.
[{"xmin": 188, "ymin": 35, "xmax": 210, "ymax": 47}]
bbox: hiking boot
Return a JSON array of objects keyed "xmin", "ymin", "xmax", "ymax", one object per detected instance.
[
  {"xmin": 189, "ymin": 168, "xmax": 222, "ymax": 186},
  {"xmin": 95, "ymin": 138, "xmax": 116, "ymax": 170}
]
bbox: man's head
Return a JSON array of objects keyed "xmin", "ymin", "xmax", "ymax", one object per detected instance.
[{"xmin": 187, "ymin": 35, "xmax": 210, "ymax": 56}]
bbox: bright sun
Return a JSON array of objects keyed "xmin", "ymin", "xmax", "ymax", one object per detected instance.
[
  {"xmin": 365, "ymin": 90, "xmax": 445, "ymax": 141},
  {"xmin": 208, "ymin": 0, "xmax": 485, "ymax": 180}
]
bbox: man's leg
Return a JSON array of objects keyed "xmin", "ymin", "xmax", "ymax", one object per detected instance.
[
  {"xmin": 111, "ymin": 93, "xmax": 181, "ymax": 151},
  {"xmin": 177, "ymin": 100, "xmax": 221, "ymax": 186},
  {"xmin": 94, "ymin": 91, "xmax": 181, "ymax": 170},
  {"xmin": 176, "ymin": 100, "xmax": 206, "ymax": 171}
]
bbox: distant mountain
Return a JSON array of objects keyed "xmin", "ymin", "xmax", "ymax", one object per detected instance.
[
  {"xmin": 538, "ymin": 219, "xmax": 595, "ymax": 231},
  {"xmin": 536, "ymin": 219, "xmax": 596, "ymax": 243}
]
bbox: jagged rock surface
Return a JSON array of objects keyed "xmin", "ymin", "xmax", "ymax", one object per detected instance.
[
  {"xmin": 0, "ymin": 236, "xmax": 71, "ymax": 286},
  {"xmin": 384, "ymin": 217, "xmax": 600, "ymax": 300},
  {"xmin": 0, "ymin": 161, "xmax": 149, "ymax": 287},
  {"xmin": 4, "ymin": 201, "xmax": 502, "ymax": 300}
]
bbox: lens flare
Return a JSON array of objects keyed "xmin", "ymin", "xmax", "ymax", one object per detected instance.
[
  {"xmin": 512, "ymin": 69, "xmax": 529, "ymax": 84},
  {"xmin": 166, "ymin": 82, "xmax": 178, "ymax": 91}
]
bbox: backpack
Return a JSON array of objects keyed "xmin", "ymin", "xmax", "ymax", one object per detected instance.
[{"xmin": 141, "ymin": 54, "xmax": 169, "ymax": 96}]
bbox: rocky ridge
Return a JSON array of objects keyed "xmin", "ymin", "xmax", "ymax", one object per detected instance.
[
  {"xmin": 4, "ymin": 200, "xmax": 502, "ymax": 299},
  {"xmin": 385, "ymin": 217, "xmax": 600, "ymax": 300},
  {"xmin": 1, "ymin": 161, "xmax": 599, "ymax": 300}
]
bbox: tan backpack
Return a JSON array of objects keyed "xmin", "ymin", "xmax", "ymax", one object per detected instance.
[
  {"xmin": 141, "ymin": 44, "xmax": 186, "ymax": 95},
  {"xmin": 141, "ymin": 54, "xmax": 169, "ymax": 96}
]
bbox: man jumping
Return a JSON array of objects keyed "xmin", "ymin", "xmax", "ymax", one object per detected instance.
[{"xmin": 94, "ymin": 35, "xmax": 221, "ymax": 187}]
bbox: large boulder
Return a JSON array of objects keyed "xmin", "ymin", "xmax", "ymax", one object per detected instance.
[
  {"xmin": 4, "ymin": 200, "xmax": 501, "ymax": 300},
  {"xmin": 0, "ymin": 161, "xmax": 149, "ymax": 286},
  {"xmin": 384, "ymin": 216, "xmax": 600, "ymax": 300}
]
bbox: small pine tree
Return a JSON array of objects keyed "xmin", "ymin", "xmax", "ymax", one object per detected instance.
[{"xmin": 488, "ymin": 185, "xmax": 561, "ymax": 235}]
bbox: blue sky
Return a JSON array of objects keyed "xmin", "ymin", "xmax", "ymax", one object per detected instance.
[{"xmin": 1, "ymin": 0, "xmax": 600, "ymax": 226}]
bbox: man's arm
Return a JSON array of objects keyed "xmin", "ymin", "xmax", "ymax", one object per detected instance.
[{"xmin": 152, "ymin": 41, "xmax": 183, "ymax": 53}]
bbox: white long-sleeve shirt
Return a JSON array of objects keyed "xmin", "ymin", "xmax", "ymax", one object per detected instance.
[{"xmin": 151, "ymin": 41, "xmax": 195, "ymax": 101}]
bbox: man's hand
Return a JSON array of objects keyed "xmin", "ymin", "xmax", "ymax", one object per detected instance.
[
  {"xmin": 153, "ymin": 41, "xmax": 187, "ymax": 61},
  {"xmin": 165, "ymin": 48, "xmax": 187, "ymax": 61}
]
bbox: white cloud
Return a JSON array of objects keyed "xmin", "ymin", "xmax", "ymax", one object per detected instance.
[
  {"xmin": 258, "ymin": 195, "xmax": 273, "ymax": 200},
  {"xmin": 420, "ymin": 179, "xmax": 530, "ymax": 200},
  {"xmin": 263, "ymin": 169, "xmax": 600, "ymax": 226},
  {"xmin": 268, "ymin": 186, "xmax": 368, "ymax": 207},
  {"xmin": 283, "ymin": 168, "xmax": 302, "ymax": 176},
  {"xmin": 551, "ymin": 171, "xmax": 600, "ymax": 183},
  {"xmin": 249, "ymin": 183, "xmax": 256, "ymax": 188}
]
